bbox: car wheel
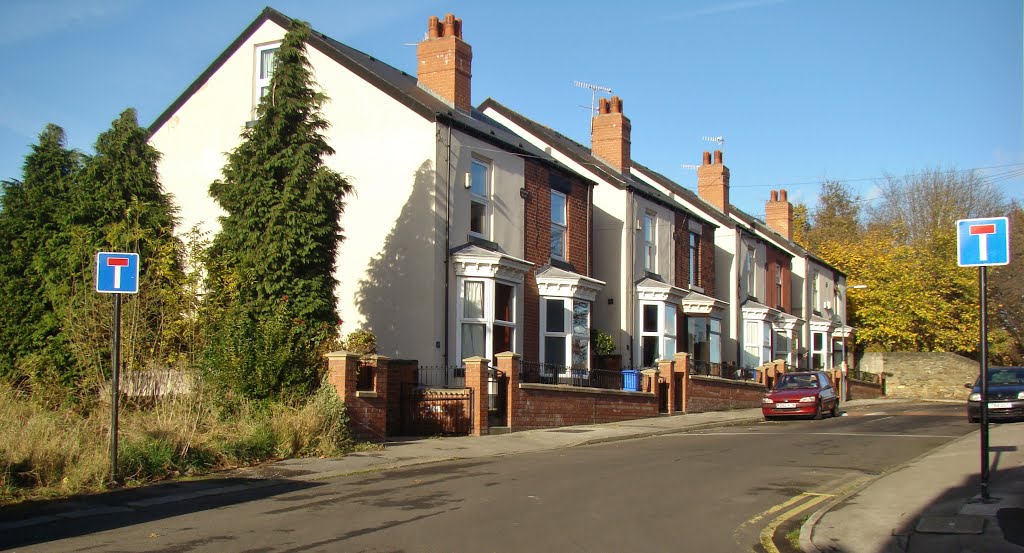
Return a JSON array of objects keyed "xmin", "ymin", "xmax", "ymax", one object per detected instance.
[
  {"xmin": 830, "ymin": 400, "xmax": 840, "ymax": 418},
  {"xmin": 814, "ymin": 401, "xmax": 824, "ymax": 420},
  {"xmin": 968, "ymin": 415, "xmax": 980, "ymax": 424}
]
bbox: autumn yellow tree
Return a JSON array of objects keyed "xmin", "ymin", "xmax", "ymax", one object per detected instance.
[{"xmin": 803, "ymin": 170, "xmax": 1009, "ymax": 357}]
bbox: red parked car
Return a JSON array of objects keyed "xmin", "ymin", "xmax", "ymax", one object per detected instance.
[{"xmin": 762, "ymin": 371, "xmax": 839, "ymax": 420}]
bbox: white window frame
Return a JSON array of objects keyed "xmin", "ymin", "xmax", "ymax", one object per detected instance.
[
  {"xmin": 811, "ymin": 330, "xmax": 826, "ymax": 370},
  {"xmin": 811, "ymin": 271, "xmax": 820, "ymax": 314},
  {"xmin": 551, "ymin": 190, "xmax": 567, "ymax": 261},
  {"xmin": 774, "ymin": 264, "xmax": 782, "ymax": 309},
  {"xmin": 254, "ymin": 43, "xmax": 280, "ymax": 114},
  {"xmin": 469, "ymin": 159, "xmax": 491, "ymax": 238},
  {"xmin": 540, "ymin": 298, "xmax": 591, "ymax": 374},
  {"xmin": 743, "ymin": 320, "xmax": 761, "ymax": 369},
  {"xmin": 456, "ymin": 276, "xmax": 517, "ymax": 364},
  {"xmin": 688, "ymin": 232, "xmax": 699, "ymax": 286},
  {"xmin": 745, "ymin": 247, "xmax": 756, "ymax": 299},
  {"xmin": 638, "ymin": 300, "xmax": 676, "ymax": 367},
  {"xmin": 643, "ymin": 212, "xmax": 656, "ymax": 272}
]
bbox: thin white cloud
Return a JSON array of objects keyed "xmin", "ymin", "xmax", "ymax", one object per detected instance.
[
  {"xmin": 0, "ymin": 0, "xmax": 132, "ymax": 45},
  {"xmin": 657, "ymin": 0, "xmax": 789, "ymax": 21}
]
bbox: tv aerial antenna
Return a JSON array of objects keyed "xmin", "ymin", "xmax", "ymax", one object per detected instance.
[
  {"xmin": 681, "ymin": 136, "xmax": 726, "ymax": 171},
  {"xmin": 574, "ymin": 80, "xmax": 613, "ymax": 132},
  {"xmin": 702, "ymin": 135, "xmax": 725, "ymax": 152}
]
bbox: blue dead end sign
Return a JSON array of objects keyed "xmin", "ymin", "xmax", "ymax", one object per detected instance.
[
  {"xmin": 95, "ymin": 252, "xmax": 140, "ymax": 294},
  {"xmin": 957, "ymin": 217, "xmax": 1010, "ymax": 267}
]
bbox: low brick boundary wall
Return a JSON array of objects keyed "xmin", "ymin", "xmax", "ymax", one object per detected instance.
[
  {"xmin": 685, "ymin": 376, "xmax": 766, "ymax": 413},
  {"xmin": 848, "ymin": 379, "xmax": 884, "ymax": 400},
  {"xmin": 511, "ymin": 384, "xmax": 658, "ymax": 431}
]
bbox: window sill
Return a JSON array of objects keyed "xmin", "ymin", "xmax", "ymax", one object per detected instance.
[
  {"xmin": 355, "ymin": 391, "xmax": 378, "ymax": 398},
  {"xmin": 688, "ymin": 284, "xmax": 705, "ymax": 294}
]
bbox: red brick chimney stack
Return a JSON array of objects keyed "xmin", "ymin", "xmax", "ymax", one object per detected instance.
[
  {"xmin": 591, "ymin": 95, "xmax": 631, "ymax": 173},
  {"xmin": 765, "ymin": 189, "xmax": 794, "ymax": 240},
  {"xmin": 697, "ymin": 149, "xmax": 730, "ymax": 214},
  {"xmin": 417, "ymin": 13, "xmax": 472, "ymax": 112}
]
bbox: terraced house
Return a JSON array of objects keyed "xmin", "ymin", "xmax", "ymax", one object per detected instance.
[
  {"xmin": 481, "ymin": 98, "xmax": 722, "ymax": 371},
  {"xmin": 147, "ymin": 8, "xmax": 856, "ymax": 435},
  {"xmin": 149, "ymin": 8, "xmax": 603, "ymax": 370}
]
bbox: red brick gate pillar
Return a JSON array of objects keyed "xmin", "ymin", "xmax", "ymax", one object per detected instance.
[
  {"xmin": 326, "ymin": 352, "xmax": 389, "ymax": 442},
  {"xmin": 463, "ymin": 356, "xmax": 490, "ymax": 437},
  {"xmin": 658, "ymin": 358, "xmax": 676, "ymax": 414},
  {"xmin": 674, "ymin": 352, "xmax": 690, "ymax": 414},
  {"xmin": 495, "ymin": 352, "xmax": 519, "ymax": 429}
]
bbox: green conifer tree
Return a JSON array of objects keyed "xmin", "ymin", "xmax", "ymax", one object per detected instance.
[
  {"xmin": 204, "ymin": 20, "xmax": 351, "ymax": 399},
  {"xmin": 0, "ymin": 125, "xmax": 81, "ymax": 386}
]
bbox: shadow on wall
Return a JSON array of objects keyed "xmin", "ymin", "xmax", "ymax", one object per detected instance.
[
  {"xmin": 590, "ymin": 202, "xmax": 625, "ymax": 353},
  {"xmin": 354, "ymin": 159, "xmax": 444, "ymax": 361}
]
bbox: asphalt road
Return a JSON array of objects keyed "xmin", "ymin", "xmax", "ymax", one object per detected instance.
[{"xmin": 2, "ymin": 402, "xmax": 974, "ymax": 553}]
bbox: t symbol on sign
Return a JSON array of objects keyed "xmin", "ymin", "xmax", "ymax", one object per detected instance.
[
  {"xmin": 106, "ymin": 256, "xmax": 130, "ymax": 289},
  {"xmin": 969, "ymin": 224, "xmax": 997, "ymax": 262}
]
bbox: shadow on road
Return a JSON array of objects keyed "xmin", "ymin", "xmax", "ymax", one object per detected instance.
[{"xmin": 0, "ymin": 475, "xmax": 323, "ymax": 550}]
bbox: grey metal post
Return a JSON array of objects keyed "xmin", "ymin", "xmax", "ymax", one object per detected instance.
[
  {"xmin": 110, "ymin": 294, "xmax": 121, "ymax": 485},
  {"xmin": 979, "ymin": 266, "xmax": 990, "ymax": 500}
]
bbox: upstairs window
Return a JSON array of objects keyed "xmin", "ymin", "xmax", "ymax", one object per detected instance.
[
  {"xmin": 775, "ymin": 264, "xmax": 783, "ymax": 310},
  {"xmin": 643, "ymin": 212, "xmax": 656, "ymax": 272},
  {"xmin": 551, "ymin": 191, "xmax": 567, "ymax": 260},
  {"xmin": 470, "ymin": 159, "xmax": 490, "ymax": 237},
  {"xmin": 745, "ymin": 247, "xmax": 756, "ymax": 299},
  {"xmin": 811, "ymin": 271, "xmax": 820, "ymax": 313},
  {"xmin": 254, "ymin": 44, "xmax": 280, "ymax": 110},
  {"xmin": 688, "ymin": 232, "xmax": 700, "ymax": 286}
]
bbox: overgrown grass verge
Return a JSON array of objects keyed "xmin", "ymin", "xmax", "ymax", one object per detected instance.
[{"xmin": 0, "ymin": 377, "xmax": 362, "ymax": 505}]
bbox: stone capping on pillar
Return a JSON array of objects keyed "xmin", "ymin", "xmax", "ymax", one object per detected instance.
[{"xmin": 463, "ymin": 356, "xmax": 490, "ymax": 437}]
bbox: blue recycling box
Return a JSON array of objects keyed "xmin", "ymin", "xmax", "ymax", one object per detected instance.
[{"xmin": 622, "ymin": 369, "xmax": 641, "ymax": 392}]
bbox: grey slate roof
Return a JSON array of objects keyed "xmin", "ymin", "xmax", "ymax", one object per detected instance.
[
  {"xmin": 148, "ymin": 8, "xmax": 553, "ymax": 168},
  {"xmin": 478, "ymin": 98, "xmax": 716, "ymax": 229}
]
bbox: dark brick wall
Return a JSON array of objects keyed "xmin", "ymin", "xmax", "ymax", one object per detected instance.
[
  {"xmin": 685, "ymin": 376, "xmax": 767, "ymax": 413},
  {"xmin": 765, "ymin": 247, "xmax": 791, "ymax": 313},
  {"xmin": 672, "ymin": 214, "xmax": 716, "ymax": 295},
  {"xmin": 522, "ymin": 159, "xmax": 592, "ymax": 362},
  {"xmin": 512, "ymin": 385, "xmax": 658, "ymax": 431},
  {"xmin": 848, "ymin": 379, "xmax": 885, "ymax": 400}
]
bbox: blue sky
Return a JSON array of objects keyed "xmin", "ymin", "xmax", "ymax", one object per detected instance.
[{"xmin": 1, "ymin": 0, "xmax": 1021, "ymax": 219}]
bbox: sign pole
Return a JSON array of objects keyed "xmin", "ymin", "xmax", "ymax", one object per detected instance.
[
  {"xmin": 110, "ymin": 293, "xmax": 121, "ymax": 485},
  {"xmin": 979, "ymin": 266, "xmax": 990, "ymax": 500}
]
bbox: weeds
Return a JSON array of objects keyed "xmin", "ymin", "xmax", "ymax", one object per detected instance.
[{"xmin": 0, "ymin": 377, "xmax": 356, "ymax": 504}]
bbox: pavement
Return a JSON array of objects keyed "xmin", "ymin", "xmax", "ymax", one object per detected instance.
[
  {"xmin": 805, "ymin": 410, "xmax": 1024, "ymax": 553},
  {"xmin": 0, "ymin": 398, "xmax": 1022, "ymax": 553}
]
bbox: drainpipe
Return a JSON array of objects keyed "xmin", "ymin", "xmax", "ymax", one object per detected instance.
[
  {"xmin": 443, "ymin": 118, "xmax": 453, "ymax": 368},
  {"xmin": 627, "ymin": 187, "xmax": 635, "ymax": 367}
]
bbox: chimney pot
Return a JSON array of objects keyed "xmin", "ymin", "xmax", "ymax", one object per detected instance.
[
  {"xmin": 443, "ymin": 13, "xmax": 456, "ymax": 37},
  {"xmin": 765, "ymin": 186, "xmax": 793, "ymax": 240},
  {"xmin": 697, "ymin": 150, "xmax": 730, "ymax": 214},
  {"xmin": 591, "ymin": 95, "xmax": 631, "ymax": 173},
  {"xmin": 418, "ymin": 13, "xmax": 473, "ymax": 112}
]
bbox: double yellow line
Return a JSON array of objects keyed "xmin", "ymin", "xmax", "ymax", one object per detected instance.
[{"xmin": 736, "ymin": 476, "xmax": 871, "ymax": 553}]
